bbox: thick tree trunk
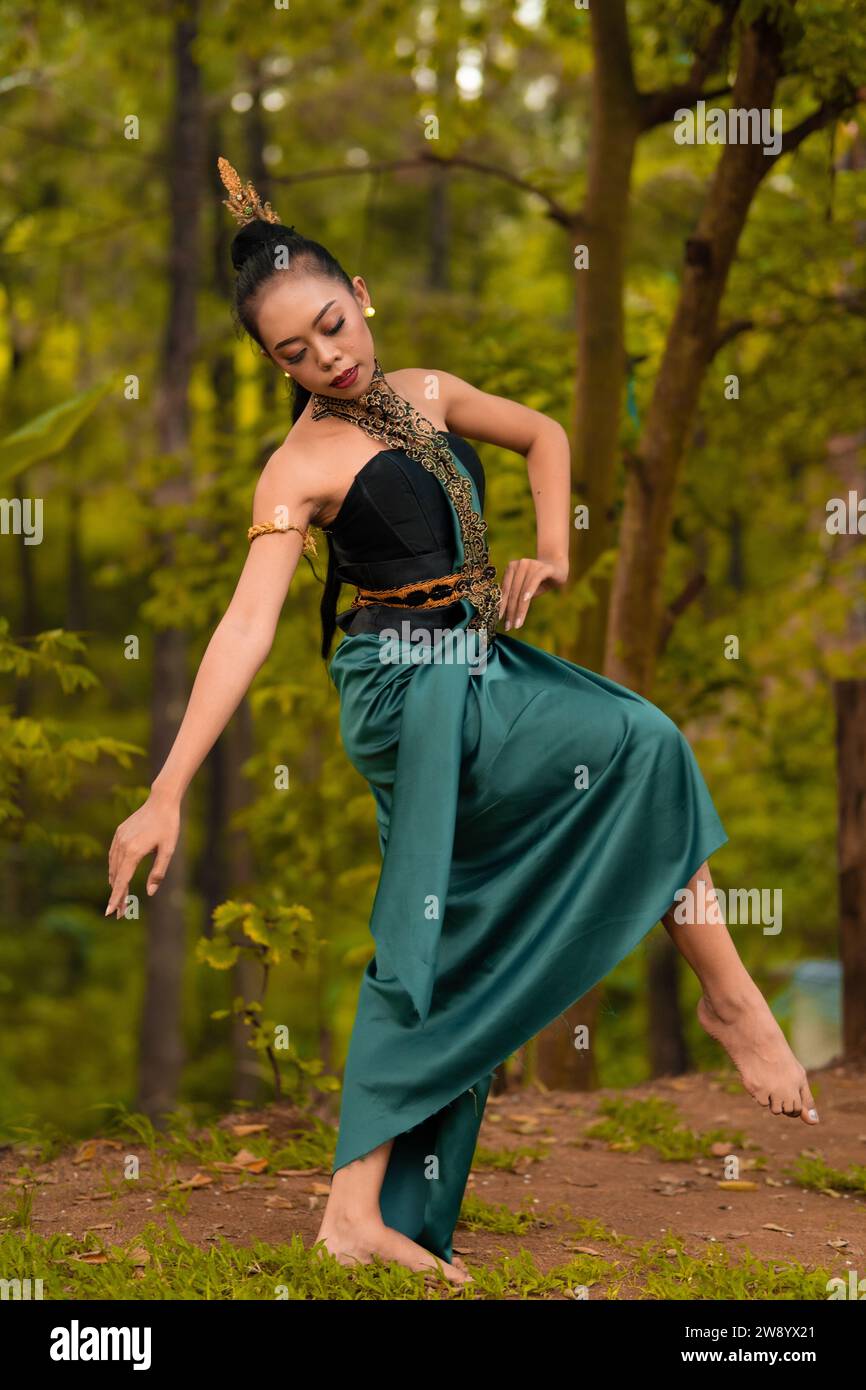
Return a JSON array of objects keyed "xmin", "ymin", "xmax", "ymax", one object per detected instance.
[
  {"xmin": 647, "ymin": 933, "xmax": 689, "ymax": 1076},
  {"xmin": 536, "ymin": 0, "xmax": 640, "ymax": 1094},
  {"xmin": 834, "ymin": 680, "xmax": 866, "ymax": 1061},
  {"xmin": 605, "ymin": 16, "xmax": 785, "ymax": 695},
  {"xmin": 571, "ymin": 0, "xmax": 640, "ymax": 670},
  {"xmin": 137, "ymin": 7, "xmax": 203, "ymax": 1122}
]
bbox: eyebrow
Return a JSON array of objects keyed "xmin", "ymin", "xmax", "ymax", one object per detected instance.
[{"xmin": 272, "ymin": 300, "xmax": 336, "ymax": 352}]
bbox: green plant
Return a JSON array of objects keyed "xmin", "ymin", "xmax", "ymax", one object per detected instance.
[{"xmin": 197, "ymin": 897, "xmax": 340, "ymax": 1105}]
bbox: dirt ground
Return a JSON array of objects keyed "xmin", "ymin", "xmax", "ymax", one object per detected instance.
[{"xmin": 3, "ymin": 1060, "xmax": 864, "ymax": 1296}]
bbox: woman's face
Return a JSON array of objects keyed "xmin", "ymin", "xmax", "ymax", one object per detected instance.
[{"xmin": 254, "ymin": 271, "xmax": 375, "ymax": 400}]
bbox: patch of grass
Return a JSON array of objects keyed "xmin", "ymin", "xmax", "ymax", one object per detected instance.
[
  {"xmin": 457, "ymin": 1193, "xmax": 543, "ymax": 1234},
  {"xmin": 787, "ymin": 1155, "xmax": 866, "ymax": 1196},
  {"xmin": 632, "ymin": 1234, "xmax": 834, "ymax": 1300},
  {"xmin": 0, "ymin": 1222, "xmax": 839, "ymax": 1302},
  {"xmin": 104, "ymin": 1105, "xmax": 336, "ymax": 1173},
  {"xmin": 1, "ymin": 1119, "xmax": 77, "ymax": 1164},
  {"xmin": 585, "ymin": 1096, "xmax": 746, "ymax": 1160},
  {"xmin": 0, "ymin": 1185, "xmax": 34, "ymax": 1231},
  {"xmin": 563, "ymin": 1215, "xmax": 634, "ymax": 1250},
  {"xmin": 472, "ymin": 1143, "xmax": 551, "ymax": 1172}
]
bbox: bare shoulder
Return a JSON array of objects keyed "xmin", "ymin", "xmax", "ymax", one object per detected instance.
[
  {"xmin": 386, "ymin": 367, "xmax": 456, "ymax": 428},
  {"xmin": 396, "ymin": 367, "xmax": 562, "ymax": 454},
  {"xmin": 251, "ymin": 428, "xmax": 323, "ymax": 530}
]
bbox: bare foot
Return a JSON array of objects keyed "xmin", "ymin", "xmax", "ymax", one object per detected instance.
[
  {"xmin": 697, "ymin": 990, "xmax": 820, "ymax": 1125},
  {"xmin": 312, "ymin": 1214, "xmax": 473, "ymax": 1285}
]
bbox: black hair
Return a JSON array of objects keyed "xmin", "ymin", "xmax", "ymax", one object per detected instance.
[{"xmin": 229, "ymin": 218, "xmax": 352, "ymax": 660}]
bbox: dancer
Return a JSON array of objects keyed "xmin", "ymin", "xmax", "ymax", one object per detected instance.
[{"xmin": 105, "ymin": 159, "xmax": 819, "ymax": 1288}]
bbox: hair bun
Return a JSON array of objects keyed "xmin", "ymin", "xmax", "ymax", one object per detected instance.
[{"xmin": 230, "ymin": 220, "xmax": 299, "ymax": 272}]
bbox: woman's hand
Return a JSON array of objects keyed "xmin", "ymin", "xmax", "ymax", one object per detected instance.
[
  {"xmin": 105, "ymin": 788, "xmax": 181, "ymax": 919},
  {"xmin": 498, "ymin": 555, "xmax": 569, "ymax": 631}
]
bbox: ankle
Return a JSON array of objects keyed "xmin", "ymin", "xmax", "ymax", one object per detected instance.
[
  {"xmin": 702, "ymin": 984, "xmax": 758, "ymax": 1023},
  {"xmin": 319, "ymin": 1203, "xmax": 383, "ymax": 1234}
]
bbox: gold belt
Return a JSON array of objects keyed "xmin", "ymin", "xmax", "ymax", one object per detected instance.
[{"xmin": 351, "ymin": 564, "xmax": 498, "ymax": 614}]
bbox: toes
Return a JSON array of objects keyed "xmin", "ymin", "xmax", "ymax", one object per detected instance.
[{"xmin": 799, "ymin": 1079, "xmax": 820, "ymax": 1124}]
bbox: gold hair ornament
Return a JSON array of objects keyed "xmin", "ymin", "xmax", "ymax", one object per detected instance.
[{"xmin": 217, "ymin": 155, "xmax": 282, "ymax": 227}]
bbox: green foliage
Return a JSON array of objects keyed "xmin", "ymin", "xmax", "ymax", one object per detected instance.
[
  {"xmin": 0, "ymin": 381, "xmax": 113, "ymax": 484},
  {"xmin": 585, "ymin": 1096, "xmax": 748, "ymax": 1159},
  {"xmin": 787, "ymin": 1154, "xmax": 866, "ymax": 1194},
  {"xmin": 1, "ymin": 0, "xmax": 862, "ymax": 1140},
  {"xmin": 197, "ymin": 897, "xmax": 340, "ymax": 1105},
  {"xmin": 0, "ymin": 619, "xmax": 142, "ymax": 841}
]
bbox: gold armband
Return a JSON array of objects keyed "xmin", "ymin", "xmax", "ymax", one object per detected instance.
[{"xmin": 247, "ymin": 521, "xmax": 318, "ymax": 556}]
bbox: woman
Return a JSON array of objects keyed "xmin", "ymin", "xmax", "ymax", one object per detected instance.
[{"xmin": 106, "ymin": 159, "xmax": 819, "ymax": 1288}]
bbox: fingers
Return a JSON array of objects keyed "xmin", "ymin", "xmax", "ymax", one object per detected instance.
[
  {"xmin": 105, "ymin": 845, "xmax": 143, "ymax": 919},
  {"xmin": 147, "ymin": 841, "xmax": 175, "ymax": 898},
  {"xmin": 105, "ymin": 856, "xmax": 135, "ymax": 919},
  {"xmin": 499, "ymin": 559, "xmax": 549, "ymax": 630},
  {"xmin": 108, "ymin": 828, "xmax": 120, "ymax": 890}
]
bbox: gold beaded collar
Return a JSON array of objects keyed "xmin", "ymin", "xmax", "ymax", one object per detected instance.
[{"xmin": 310, "ymin": 359, "xmax": 500, "ymax": 640}]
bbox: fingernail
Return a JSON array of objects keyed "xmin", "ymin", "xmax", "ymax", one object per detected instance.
[
  {"xmin": 505, "ymin": 621, "xmax": 511, "ymax": 630},
  {"xmin": 104, "ymin": 906, "xmax": 111, "ymax": 916},
  {"xmin": 147, "ymin": 884, "xmax": 155, "ymax": 895},
  {"xmin": 809, "ymin": 1108, "xmax": 819, "ymax": 1121},
  {"xmin": 516, "ymin": 618, "xmax": 523, "ymax": 628}
]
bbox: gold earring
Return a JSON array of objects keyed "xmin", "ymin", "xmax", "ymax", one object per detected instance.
[{"xmin": 363, "ymin": 305, "xmax": 376, "ymax": 318}]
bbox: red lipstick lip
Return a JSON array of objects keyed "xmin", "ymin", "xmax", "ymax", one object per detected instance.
[{"xmin": 331, "ymin": 364, "xmax": 358, "ymax": 388}]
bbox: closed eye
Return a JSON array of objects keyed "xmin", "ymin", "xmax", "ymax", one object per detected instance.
[{"xmin": 285, "ymin": 317, "xmax": 345, "ymax": 365}]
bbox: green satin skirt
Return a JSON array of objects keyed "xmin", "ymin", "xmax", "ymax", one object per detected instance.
[{"xmin": 326, "ymin": 453, "xmax": 728, "ymax": 1265}]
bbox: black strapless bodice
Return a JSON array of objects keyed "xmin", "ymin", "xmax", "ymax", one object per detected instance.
[{"xmin": 323, "ymin": 431, "xmax": 486, "ymax": 636}]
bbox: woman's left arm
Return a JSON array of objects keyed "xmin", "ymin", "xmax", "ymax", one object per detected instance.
[{"xmin": 434, "ymin": 369, "xmax": 571, "ymax": 630}]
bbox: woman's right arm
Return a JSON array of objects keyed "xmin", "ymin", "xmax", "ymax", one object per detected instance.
[{"xmin": 105, "ymin": 460, "xmax": 315, "ymax": 918}]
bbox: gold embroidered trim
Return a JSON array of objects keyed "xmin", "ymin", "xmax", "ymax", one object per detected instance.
[
  {"xmin": 310, "ymin": 359, "xmax": 500, "ymax": 639},
  {"xmin": 351, "ymin": 569, "xmax": 470, "ymax": 611},
  {"xmin": 248, "ymin": 520, "xmax": 318, "ymax": 555}
]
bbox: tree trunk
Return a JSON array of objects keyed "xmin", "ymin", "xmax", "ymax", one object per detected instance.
[
  {"xmin": 834, "ymin": 680, "xmax": 866, "ymax": 1061},
  {"xmin": 536, "ymin": 0, "xmax": 640, "ymax": 1094},
  {"xmin": 605, "ymin": 16, "xmax": 785, "ymax": 695},
  {"xmin": 137, "ymin": 5, "xmax": 203, "ymax": 1123},
  {"xmin": 570, "ymin": 0, "xmax": 640, "ymax": 670},
  {"xmin": 226, "ymin": 707, "xmax": 260, "ymax": 1101},
  {"xmin": 647, "ymin": 933, "xmax": 689, "ymax": 1076}
]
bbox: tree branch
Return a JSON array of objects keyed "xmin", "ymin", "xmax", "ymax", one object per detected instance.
[
  {"xmin": 639, "ymin": 83, "xmax": 732, "ymax": 132},
  {"xmin": 267, "ymin": 150, "xmax": 581, "ymax": 230},
  {"xmin": 762, "ymin": 86, "xmax": 862, "ymax": 171},
  {"xmin": 657, "ymin": 572, "xmax": 707, "ymax": 655},
  {"xmin": 638, "ymin": 2, "xmax": 740, "ymax": 131}
]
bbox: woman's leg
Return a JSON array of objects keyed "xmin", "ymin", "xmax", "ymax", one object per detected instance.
[
  {"xmin": 312, "ymin": 1138, "xmax": 472, "ymax": 1283},
  {"xmin": 661, "ymin": 860, "xmax": 820, "ymax": 1124}
]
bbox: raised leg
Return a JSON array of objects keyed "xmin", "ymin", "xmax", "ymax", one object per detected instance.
[
  {"xmin": 660, "ymin": 860, "xmax": 820, "ymax": 1124},
  {"xmin": 312, "ymin": 1139, "xmax": 472, "ymax": 1283}
]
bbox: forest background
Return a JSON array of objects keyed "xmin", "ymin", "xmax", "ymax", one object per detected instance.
[{"xmin": 1, "ymin": 0, "xmax": 865, "ymax": 1143}]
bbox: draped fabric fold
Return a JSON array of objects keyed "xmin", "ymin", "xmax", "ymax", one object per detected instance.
[
  {"xmin": 326, "ymin": 439, "xmax": 729, "ymax": 1264},
  {"xmin": 334, "ymin": 449, "xmax": 479, "ymax": 1026}
]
